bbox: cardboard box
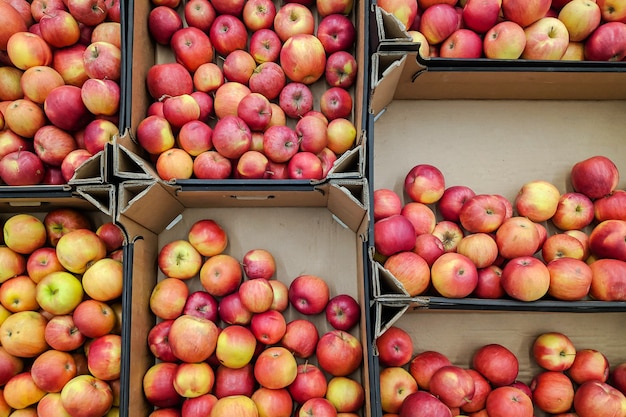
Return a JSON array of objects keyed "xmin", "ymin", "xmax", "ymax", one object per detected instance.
[
  {"xmin": 368, "ymin": 40, "xmax": 626, "ymax": 416},
  {"xmin": 369, "ymin": 6, "xmax": 626, "ymax": 108},
  {"xmin": 118, "ymin": 0, "xmax": 369, "ymax": 182},
  {"xmin": 116, "ymin": 179, "xmax": 373, "ymax": 416},
  {"xmin": 0, "ymin": 186, "xmax": 130, "ymax": 413}
]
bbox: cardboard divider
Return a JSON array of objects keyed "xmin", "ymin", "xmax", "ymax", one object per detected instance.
[
  {"xmin": 119, "ymin": 0, "xmax": 370, "ymax": 182},
  {"xmin": 116, "ymin": 179, "xmax": 373, "ymax": 417}
]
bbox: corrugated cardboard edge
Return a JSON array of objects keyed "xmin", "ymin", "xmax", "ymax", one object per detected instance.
[
  {"xmin": 113, "ymin": 131, "xmax": 159, "ymax": 181},
  {"xmin": 68, "ymin": 149, "xmax": 107, "ymax": 185},
  {"xmin": 373, "ymin": 5, "xmax": 413, "ymax": 45},
  {"xmin": 117, "ymin": 180, "xmax": 184, "ymax": 235},
  {"xmin": 373, "ymin": 299, "xmax": 411, "ymax": 339},
  {"xmin": 369, "ymin": 247, "xmax": 412, "ymax": 299},
  {"xmin": 74, "ymin": 184, "xmax": 116, "ymax": 217},
  {"xmin": 370, "ymin": 52, "xmax": 409, "ymax": 118}
]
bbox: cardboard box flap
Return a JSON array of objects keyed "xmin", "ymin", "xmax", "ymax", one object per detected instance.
[
  {"xmin": 68, "ymin": 149, "xmax": 107, "ymax": 185},
  {"xmin": 326, "ymin": 179, "xmax": 369, "ymax": 236},
  {"xmin": 388, "ymin": 52, "xmax": 626, "ymax": 100},
  {"xmin": 74, "ymin": 184, "xmax": 116, "ymax": 217},
  {"xmin": 373, "ymin": 5, "xmax": 412, "ymax": 47},
  {"xmin": 327, "ymin": 139, "xmax": 366, "ymax": 179},
  {"xmin": 369, "ymin": 248, "xmax": 412, "ymax": 298},
  {"xmin": 373, "ymin": 299, "xmax": 411, "ymax": 338},
  {"xmin": 117, "ymin": 180, "xmax": 184, "ymax": 234},
  {"xmin": 370, "ymin": 52, "xmax": 408, "ymax": 117},
  {"xmin": 113, "ymin": 140, "xmax": 157, "ymax": 181}
]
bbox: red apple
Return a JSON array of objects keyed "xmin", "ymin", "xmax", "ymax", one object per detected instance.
[
  {"xmin": 439, "ymin": 28, "xmax": 483, "ymax": 58},
  {"xmin": 248, "ymin": 62, "xmax": 285, "ymax": 103},
  {"xmin": 325, "ymin": 50, "xmax": 358, "ymax": 88},
  {"xmin": 250, "ymin": 309, "xmax": 286, "ymax": 345},
  {"xmin": 495, "ymin": 216, "xmax": 541, "ymax": 259},
  {"xmin": 193, "ymin": 150, "xmax": 232, "ymax": 179},
  {"xmin": 316, "ymin": 330, "xmax": 362, "ymax": 377},
  {"xmin": 568, "ymin": 348, "xmax": 610, "ymax": 384},
  {"xmin": 288, "ymin": 363, "xmax": 327, "ymax": 405},
  {"xmin": 485, "ymin": 386, "xmax": 533, "ymax": 417},
  {"xmin": 374, "ymin": 214, "xmax": 416, "ymax": 257},
  {"xmin": 60, "ymin": 375, "xmax": 113, "ymax": 417},
  {"xmin": 254, "ymin": 346, "xmax": 298, "ymax": 389},
  {"xmin": 376, "ymin": 326, "xmax": 414, "ymax": 367},
  {"xmin": 574, "ymin": 380, "xmax": 626, "ymax": 417},
  {"xmin": 242, "ymin": 0, "xmax": 276, "ymax": 31},
  {"xmin": 429, "ymin": 365, "xmax": 476, "ymax": 409},
  {"xmin": 501, "ymin": 0, "xmax": 551, "ymax": 27},
  {"xmin": 383, "ymin": 251, "xmax": 431, "ymax": 296},
  {"xmin": 212, "ymin": 115, "xmax": 252, "ymax": 160},
  {"xmin": 147, "ymin": 319, "xmax": 177, "ymax": 363},
  {"xmin": 146, "ymin": 62, "xmax": 193, "ymax": 100},
  {"xmin": 168, "ymin": 314, "xmax": 219, "ymax": 363},
  {"xmin": 585, "ymin": 21, "xmax": 626, "ymax": 61},
  {"xmin": 288, "ymin": 274, "xmax": 329, "ymax": 315},
  {"xmin": 459, "ymin": 194, "xmax": 507, "ymax": 234},
  {"xmin": 419, "ymin": 3, "xmax": 460, "ymax": 45},
  {"xmin": 588, "ymin": 258, "xmax": 626, "ymax": 301},
  {"xmin": 462, "ymin": 0, "xmax": 500, "ymax": 33},
  {"xmin": 409, "ymin": 350, "xmax": 453, "ymax": 391},
  {"xmin": 589, "ymin": 219, "xmax": 626, "ymax": 261},
  {"xmin": 208, "ymin": 14, "xmax": 248, "ymax": 57},
  {"xmin": 547, "ymin": 257, "xmax": 593, "ymax": 301},
  {"xmin": 279, "ymin": 34, "xmax": 326, "ymax": 84},
  {"xmin": 398, "ymin": 391, "xmax": 452, "ymax": 417},
  {"xmin": 320, "ymin": 86, "xmax": 352, "ymax": 121},
  {"xmin": 571, "ymin": 155, "xmax": 620, "ymax": 200},
  {"xmin": 248, "ymin": 29, "xmax": 282, "ymax": 64},
  {"xmin": 530, "ymin": 370, "xmax": 575, "ymax": 414},
  {"xmin": 484, "ymin": 20, "xmax": 527, "ymax": 59},
  {"xmin": 316, "ymin": 14, "xmax": 356, "ymax": 54},
  {"xmin": 404, "ymin": 164, "xmax": 445, "ymax": 204},
  {"xmin": 472, "ymin": 344, "xmax": 519, "ymax": 387},
  {"xmin": 325, "ymin": 293, "xmax": 361, "ymax": 332},
  {"xmin": 273, "ymin": 3, "xmax": 315, "ymax": 42},
  {"xmin": 184, "ymin": 0, "xmax": 216, "ymax": 32},
  {"xmin": 183, "ymin": 291, "xmax": 219, "ymax": 322},
  {"xmin": 376, "ymin": 0, "xmax": 418, "ymax": 30},
  {"xmin": 430, "ymin": 252, "xmax": 478, "ymax": 298},
  {"xmin": 438, "ymin": 185, "xmax": 476, "ymax": 223},
  {"xmin": 149, "ymin": 277, "xmax": 189, "ymax": 320},
  {"xmin": 278, "ymin": 82, "xmax": 314, "ymax": 119},
  {"xmin": 200, "ymin": 253, "xmax": 243, "ymax": 297},
  {"xmin": 280, "ymin": 318, "xmax": 319, "ymax": 358}
]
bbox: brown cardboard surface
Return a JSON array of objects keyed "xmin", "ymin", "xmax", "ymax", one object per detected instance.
[
  {"xmin": 374, "ymin": 99, "xmax": 626, "ymax": 201},
  {"xmin": 117, "ymin": 182, "xmax": 370, "ymax": 416},
  {"xmin": 390, "ymin": 309, "xmax": 626, "ymax": 386},
  {"xmin": 120, "ymin": 0, "xmax": 367, "ymax": 181}
]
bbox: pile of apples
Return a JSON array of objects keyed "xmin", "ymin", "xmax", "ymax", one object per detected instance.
[
  {"xmin": 375, "ymin": 326, "xmax": 626, "ymax": 417},
  {"xmin": 373, "ymin": 154, "xmax": 626, "ymax": 302},
  {"xmin": 377, "ymin": 0, "xmax": 626, "ymax": 61},
  {"xmin": 142, "ymin": 218, "xmax": 365, "ymax": 416},
  {"xmin": 0, "ymin": 0, "xmax": 122, "ymax": 186},
  {"xmin": 0, "ymin": 208, "xmax": 126, "ymax": 416},
  {"xmin": 138, "ymin": 0, "xmax": 359, "ymax": 181}
]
